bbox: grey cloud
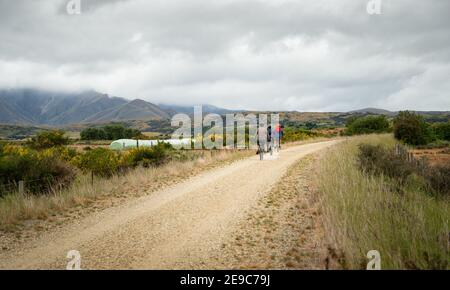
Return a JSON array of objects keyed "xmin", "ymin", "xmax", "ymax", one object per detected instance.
[{"xmin": 0, "ymin": 0, "xmax": 449, "ymax": 111}]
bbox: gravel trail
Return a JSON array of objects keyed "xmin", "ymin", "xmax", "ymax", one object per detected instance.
[{"xmin": 0, "ymin": 141, "xmax": 338, "ymax": 269}]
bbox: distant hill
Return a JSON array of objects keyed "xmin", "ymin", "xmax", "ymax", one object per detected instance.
[
  {"xmin": 158, "ymin": 103, "xmax": 237, "ymax": 116},
  {"xmin": 0, "ymin": 89, "xmax": 170, "ymax": 125},
  {"xmin": 349, "ymin": 108, "xmax": 395, "ymax": 115},
  {"xmin": 84, "ymin": 99, "xmax": 170, "ymax": 122}
]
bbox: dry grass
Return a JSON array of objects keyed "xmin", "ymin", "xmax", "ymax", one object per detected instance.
[
  {"xmin": 316, "ymin": 134, "xmax": 449, "ymax": 269},
  {"xmin": 0, "ymin": 149, "xmax": 252, "ymax": 232}
]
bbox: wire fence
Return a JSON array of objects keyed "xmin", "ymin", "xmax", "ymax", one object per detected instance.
[
  {"xmin": 0, "ymin": 176, "xmax": 60, "ymax": 197},
  {"xmin": 394, "ymin": 143, "xmax": 428, "ymax": 173}
]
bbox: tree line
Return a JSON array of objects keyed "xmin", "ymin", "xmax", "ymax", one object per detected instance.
[
  {"xmin": 80, "ymin": 125, "xmax": 141, "ymax": 140},
  {"xmin": 344, "ymin": 111, "xmax": 450, "ymax": 146}
]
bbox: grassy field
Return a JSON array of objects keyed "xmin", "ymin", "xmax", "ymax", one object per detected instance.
[{"xmin": 316, "ymin": 134, "xmax": 449, "ymax": 269}]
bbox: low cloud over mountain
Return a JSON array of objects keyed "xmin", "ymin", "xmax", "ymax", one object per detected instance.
[{"xmin": 0, "ymin": 89, "xmax": 169, "ymax": 125}]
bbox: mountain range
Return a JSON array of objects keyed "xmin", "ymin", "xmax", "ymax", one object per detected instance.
[
  {"xmin": 1, "ymin": 89, "xmax": 448, "ymax": 129},
  {"xmin": 0, "ymin": 89, "xmax": 233, "ymax": 126}
]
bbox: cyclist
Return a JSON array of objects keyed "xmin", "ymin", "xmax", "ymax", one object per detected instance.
[
  {"xmin": 257, "ymin": 124, "xmax": 267, "ymax": 160},
  {"xmin": 279, "ymin": 125, "xmax": 284, "ymax": 149},
  {"xmin": 267, "ymin": 125, "xmax": 273, "ymax": 155},
  {"xmin": 274, "ymin": 124, "xmax": 281, "ymax": 151}
]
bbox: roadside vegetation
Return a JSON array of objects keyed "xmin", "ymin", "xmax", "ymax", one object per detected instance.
[
  {"xmin": 317, "ymin": 134, "xmax": 449, "ymax": 269},
  {"xmin": 0, "ymin": 130, "xmax": 254, "ymax": 230},
  {"xmin": 0, "ymin": 131, "xmax": 176, "ymax": 197}
]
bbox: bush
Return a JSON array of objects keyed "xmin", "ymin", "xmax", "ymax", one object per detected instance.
[
  {"xmin": 431, "ymin": 122, "xmax": 450, "ymax": 141},
  {"xmin": 0, "ymin": 146, "xmax": 76, "ymax": 196},
  {"xmin": 72, "ymin": 148, "xmax": 120, "ymax": 177},
  {"xmin": 345, "ymin": 115, "xmax": 390, "ymax": 136},
  {"xmin": 121, "ymin": 143, "xmax": 173, "ymax": 168},
  {"xmin": 40, "ymin": 146, "xmax": 78, "ymax": 162},
  {"xmin": 422, "ymin": 164, "xmax": 450, "ymax": 198},
  {"xmin": 394, "ymin": 111, "xmax": 433, "ymax": 145},
  {"xmin": 26, "ymin": 130, "xmax": 70, "ymax": 150},
  {"xmin": 357, "ymin": 144, "xmax": 414, "ymax": 185},
  {"xmin": 283, "ymin": 127, "xmax": 320, "ymax": 142},
  {"xmin": 358, "ymin": 143, "xmax": 449, "ymax": 198}
]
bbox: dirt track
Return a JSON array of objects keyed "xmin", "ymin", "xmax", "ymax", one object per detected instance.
[{"xmin": 0, "ymin": 141, "xmax": 338, "ymax": 269}]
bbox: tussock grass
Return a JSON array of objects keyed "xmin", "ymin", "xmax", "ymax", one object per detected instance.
[
  {"xmin": 316, "ymin": 134, "xmax": 449, "ymax": 269},
  {"xmin": 0, "ymin": 150, "xmax": 252, "ymax": 231}
]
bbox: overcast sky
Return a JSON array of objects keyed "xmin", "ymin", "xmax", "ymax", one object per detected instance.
[{"xmin": 0, "ymin": 0, "xmax": 449, "ymax": 111}]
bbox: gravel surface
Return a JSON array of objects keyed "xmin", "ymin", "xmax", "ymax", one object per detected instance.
[{"xmin": 0, "ymin": 141, "xmax": 338, "ymax": 269}]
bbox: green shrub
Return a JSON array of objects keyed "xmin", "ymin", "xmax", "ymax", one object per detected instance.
[
  {"xmin": 357, "ymin": 144, "xmax": 414, "ymax": 185},
  {"xmin": 283, "ymin": 127, "xmax": 320, "ymax": 142},
  {"xmin": 345, "ymin": 115, "xmax": 390, "ymax": 136},
  {"xmin": 122, "ymin": 143, "xmax": 173, "ymax": 168},
  {"xmin": 0, "ymin": 147, "xmax": 76, "ymax": 196},
  {"xmin": 394, "ymin": 111, "xmax": 433, "ymax": 145},
  {"xmin": 72, "ymin": 148, "xmax": 120, "ymax": 177},
  {"xmin": 431, "ymin": 122, "xmax": 450, "ymax": 141},
  {"xmin": 26, "ymin": 130, "xmax": 70, "ymax": 149},
  {"xmin": 358, "ymin": 143, "xmax": 449, "ymax": 198}
]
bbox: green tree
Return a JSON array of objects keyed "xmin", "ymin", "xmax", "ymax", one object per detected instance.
[
  {"xmin": 345, "ymin": 115, "xmax": 390, "ymax": 135},
  {"xmin": 80, "ymin": 125, "xmax": 141, "ymax": 140},
  {"xmin": 393, "ymin": 111, "xmax": 433, "ymax": 145},
  {"xmin": 432, "ymin": 122, "xmax": 450, "ymax": 141},
  {"xmin": 80, "ymin": 128, "xmax": 107, "ymax": 140}
]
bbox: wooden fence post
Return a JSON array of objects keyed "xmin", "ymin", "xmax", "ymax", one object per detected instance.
[{"xmin": 18, "ymin": 180, "xmax": 24, "ymax": 197}]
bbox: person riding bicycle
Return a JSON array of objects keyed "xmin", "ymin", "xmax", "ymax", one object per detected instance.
[
  {"xmin": 274, "ymin": 124, "xmax": 281, "ymax": 149},
  {"xmin": 257, "ymin": 124, "xmax": 267, "ymax": 153},
  {"xmin": 267, "ymin": 125, "xmax": 274, "ymax": 154},
  {"xmin": 278, "ymin": 125, "xmax": 284, "ymax": 149}
]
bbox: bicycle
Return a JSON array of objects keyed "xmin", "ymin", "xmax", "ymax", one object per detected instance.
[
  {"xmin": 258, "ymin": 144, "xmax": 263, "ymax": 160},
  {"xmin": 258, "ymin": 140, "xmax": 266, "ymax": 160},
  {"xmin": 268, "ymin": 138, "xmax": 274, "ymax": 156}
]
